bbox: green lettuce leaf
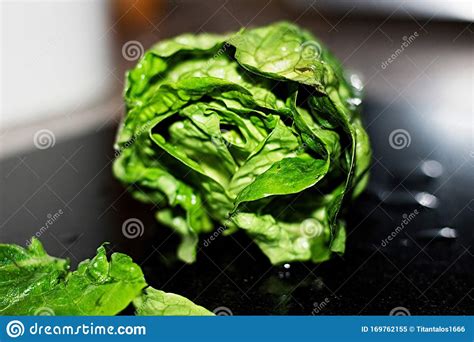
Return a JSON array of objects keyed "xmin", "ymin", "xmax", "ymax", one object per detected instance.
[
  {"xmin": 0, "ymin": 238, "xmax": 146, "ymax": 315},
  {"xmin": 134, "ymin": 287, "xmax": 214, "ymax": 316},
  {"xmin": 0, "ymin": 239, "xmax": 211, "ymax": 316}
]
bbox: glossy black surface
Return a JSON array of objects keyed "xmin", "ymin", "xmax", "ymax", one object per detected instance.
[{"xmin": 1, "ymin": 97, "xmax": 472, "ymax": 315}]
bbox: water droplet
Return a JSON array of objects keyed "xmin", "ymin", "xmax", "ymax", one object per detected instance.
[
  {"xmin": 376, "ymin": 190, "xmax": 439, "ymax": 209},
  {"xmin": 420, "ymin": 160, "xmax": 443, "ymax": 178},
  {"xmin": 415, "ymin": 192, "xmax": 439, "ymax": 209},
  {"xmin": 399, "ymin": 238, "xmax": 409, "ymax": 247},
  {"xmin": 439, "ymin": 227, "xmax": 457, "ymax": 238},
  {"xmin": 349, "ymin": 73, "xmax": 364, "ymax": 92},
  {"xmin": 57, "ymin": 233, "xmax": 80, "ymax": 244},
  {"xmin": 414, "ymin": 227, "xmax": 458, "ymax": 240},
  {"xmin": 346, "ymin": 97, "xmax": 362, "ymax": 110}
]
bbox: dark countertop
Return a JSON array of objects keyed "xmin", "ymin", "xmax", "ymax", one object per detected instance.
[
  {"xmin": 0, "ymin": 2, "xmax": 472, "ymax": 315},
  {"xmin": 1, "ymin": 95, "xmax": 472, "ymax": 314}
]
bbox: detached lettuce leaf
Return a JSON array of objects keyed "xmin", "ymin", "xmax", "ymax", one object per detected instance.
[
  {"xmin": 0, "ymin": 239, "xmax": 211, "ymax": 316},
  {"xmin": 134, "ymin": 287, "xmax": 213, "ymax": 316},
  {"xmin": 113, "ymin": 21, "xmax": 371, "ymax": 264},
  {"xmin": 0, "ymin": 238, "xmax": 146, "ymax": 315}
]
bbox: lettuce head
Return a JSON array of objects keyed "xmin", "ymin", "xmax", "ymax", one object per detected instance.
[{"xmin": 113, "ymin": 22, "xmax": 371, "ymax": 265}]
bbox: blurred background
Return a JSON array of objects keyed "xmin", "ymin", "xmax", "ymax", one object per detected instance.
[
  {"xmin": 1, "ymin": 0, "xmax": 472, "ymax": 156},
  {"xmin": 0, "ymin": 0, "xmax": 473, "ymax": 314}
]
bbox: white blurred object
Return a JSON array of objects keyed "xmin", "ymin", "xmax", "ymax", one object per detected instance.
[
  {"xmin": 287, "ymin": 0, "xmax": 474, "ymax": 22},
  {"xmin": 0, "ymin": 0, "xmax": 113, "ymax": 129}
]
